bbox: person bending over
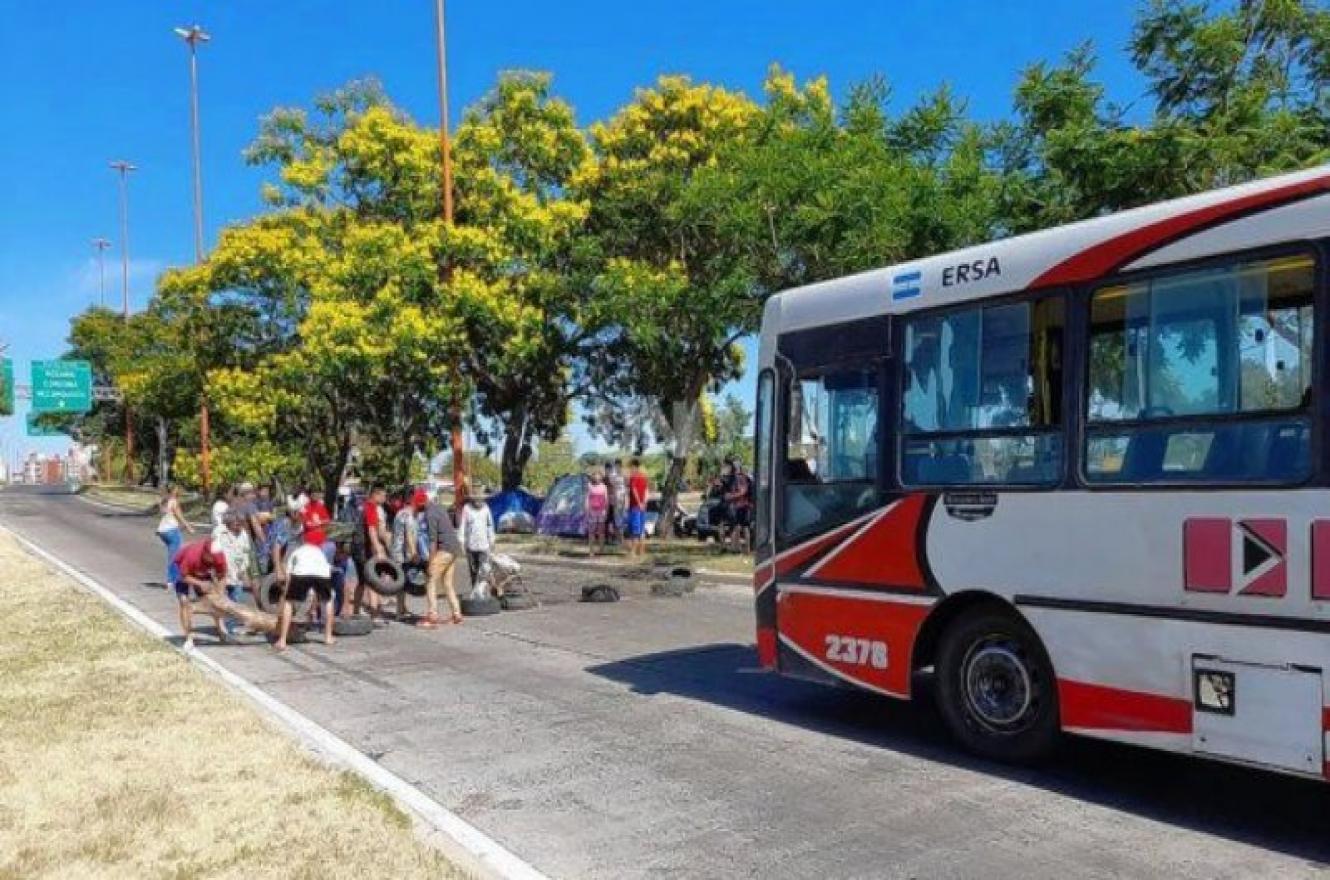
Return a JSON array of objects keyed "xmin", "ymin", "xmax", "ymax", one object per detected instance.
[
  {"xmin": 172, "ymin": 538, "xmax": 231, "ymax": 650},
  {"xmin": 276, "ymin": 526, "xmax": 335, "ymax": 651}
]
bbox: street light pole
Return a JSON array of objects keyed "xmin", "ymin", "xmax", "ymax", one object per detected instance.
[
  {"xmin": 174, "ymin": 25, "xmax": 209, "ymax": 262},
  {"xmin": 91, "ymin": 238, "xmax": 111, "ymax": 308},
  {"xmin": 109, "ymin": 160, "xmax": 137, "ymax": 484},
  {"xmin": 434, "ymin": 0, "xmax": 466, "ymax": 509},
  {"xmin": 174, "ymin": 24, "xmax": 212, "ymax": 493}
]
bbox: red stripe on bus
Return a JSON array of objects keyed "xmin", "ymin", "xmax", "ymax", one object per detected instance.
[
  {"xmin": 1030, "ymin": 174, "xmax": 1330, "ymax": 288},
  {"xmin": 805, "ymin": 494, "xmax": 929, "ymax": 590},
  {"xmin": 774, "ymin": 515, "xmax": 872, "ymax": 578},
  {"xmin": 1059, "ymin": 679, "xmax": 1193, "ymax": 734},
  {"xmin": 1323, "ymin": 706, "xmax": 1330, "ymax": 731},
  {"xmin": 756, "ymin": 626, "xmax": 777, "ymax": 669}
]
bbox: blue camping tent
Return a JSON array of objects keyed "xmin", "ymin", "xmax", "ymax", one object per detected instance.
[{"xmin": 488, "ymin": 489, "xmax": 542, "ymax": 533}]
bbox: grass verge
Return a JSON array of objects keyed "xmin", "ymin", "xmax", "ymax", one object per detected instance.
[{"xmin": 0, "ymin": 531, "xmax": 462, "ymax": 879}]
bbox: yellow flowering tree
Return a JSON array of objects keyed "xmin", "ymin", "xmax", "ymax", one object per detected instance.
[
  {"xmin": 450, "ymin": 71, "xmax": 596, "ymax": 491},
  {"xmin": 577, "ymin": 76, "xmax": 760, "ymax": 533}
]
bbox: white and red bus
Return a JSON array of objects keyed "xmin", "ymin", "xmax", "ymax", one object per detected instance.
[{"xmin": 752, "ymin": 165, "xmax": 1330, "ymax": 779}]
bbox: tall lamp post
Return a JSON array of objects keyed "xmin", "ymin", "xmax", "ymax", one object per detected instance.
[
  {"xmin": 91, "ymin": 237, "xmax": 111, "ymax": 307},
  {"xmin": 109, "ymin": 160, "xmax": 137, "ymax": 483},
  {"xmin": 174, "ymin": 24, "xmax": 212, "ymax": 493},
  {"xmin": 434, "ymin": 0, "xmax": 466, "ymax": 509}
]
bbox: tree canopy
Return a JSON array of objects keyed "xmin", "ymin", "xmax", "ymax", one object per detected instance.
[{"xmin": 56, "ymin": 0, "xmax": 1330, "ymax": 507}]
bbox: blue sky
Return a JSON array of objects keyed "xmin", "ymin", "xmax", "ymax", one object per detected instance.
[{"xmin": 0, "ymin": 0, "xmax": 1146, "ymax": 466}]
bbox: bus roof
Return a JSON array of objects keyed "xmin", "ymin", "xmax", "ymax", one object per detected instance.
[{"xmin": 768, "ymin": 164, "xmax": 1330, "ymax": 336}]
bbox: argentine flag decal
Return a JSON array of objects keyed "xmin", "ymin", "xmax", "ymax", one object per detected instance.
[{"xmin": 891, "ymin": 270, "xmax": 922, "ymax": 301}]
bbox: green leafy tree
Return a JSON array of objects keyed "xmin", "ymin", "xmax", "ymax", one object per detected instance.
[{"xmin": 578, "ymin": 76, "xmax": 760, "ymax": 533}]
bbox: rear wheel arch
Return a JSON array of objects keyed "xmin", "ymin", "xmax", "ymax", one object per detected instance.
[{"xmin": 911, "ymin": 591, "xmax": 1039, "ymax": 674}]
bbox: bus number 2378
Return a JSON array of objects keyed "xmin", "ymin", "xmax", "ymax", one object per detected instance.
[{"xmin": 825, "ymin": 635, "xmax": 888, "ymax": 669}]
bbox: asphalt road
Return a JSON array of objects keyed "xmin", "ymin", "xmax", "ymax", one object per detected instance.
[{"xmin": 2, "ymin": 485, "xmax": 1327, "ymax": 879}]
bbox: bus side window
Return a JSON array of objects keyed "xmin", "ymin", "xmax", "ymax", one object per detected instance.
[
  {"xmin": 1085, "ymin": 253, "xmax": 1315, "ymax": 485},
  {"xmin": 900, "ymin": 297, "xmax": 1065, "ymax": 487}
]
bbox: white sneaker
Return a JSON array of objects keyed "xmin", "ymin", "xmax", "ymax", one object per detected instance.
[{"xmin": 182, "ymin": 637, "xmax": 196, "ymax": 652}]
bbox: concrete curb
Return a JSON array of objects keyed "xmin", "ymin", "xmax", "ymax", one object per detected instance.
[{"xmin": 0, "ymin": 521, "xmax": 550, "ymax": 880}]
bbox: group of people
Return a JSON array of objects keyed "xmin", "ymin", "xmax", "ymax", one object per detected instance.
[
  {"xmin": 351, "ymin": 483, "xmax": 497, "ymax": 628},
  {"xmin": 584, "ymin": 457, "xmax": 650, "ymax": 557},
  {"xmin": 153, "ymin": 479, "xmax": 501, "ymax": 652}
]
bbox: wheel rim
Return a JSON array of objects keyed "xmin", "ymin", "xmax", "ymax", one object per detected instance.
[{"xmin": 961, "ymin": 635, "xmax": 1040, "ymax": 734}]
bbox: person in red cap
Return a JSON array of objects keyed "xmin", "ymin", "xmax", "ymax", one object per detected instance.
[{"xmin": 173, "ymin": 537, "xmax": 230, "ymax": 650}]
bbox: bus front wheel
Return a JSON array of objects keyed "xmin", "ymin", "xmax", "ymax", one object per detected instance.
[{"xmin": 935, "ymin": 609, "xmax": 1060, "ymax": 763}]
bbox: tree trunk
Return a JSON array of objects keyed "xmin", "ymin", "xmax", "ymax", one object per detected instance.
[
  {"xmin": 156, "ymin": 417, "xmax": 170, "ymax": 488},
  {"xmin": 500, "ymin": 409, "xmax": 533, "ymax": 491},
  {"xmin": 319, "ymin": 432, "xmax": 353, "ymax": 513},
  {"xmin": 656, "ymin": 378, "xmax": 705, "ymax": 540}
]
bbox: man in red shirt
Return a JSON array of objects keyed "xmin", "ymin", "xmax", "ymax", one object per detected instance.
[
  {"xmin": 173, "ymin": 537, "xmax": 230, "ymax": 649},
  {"xmin": 627, "ymin": 458, "xmax": 649, "ymax": 559},
  {"xmin": 352, "ymin": 484, "xmax": 390, "ymax": 620}
]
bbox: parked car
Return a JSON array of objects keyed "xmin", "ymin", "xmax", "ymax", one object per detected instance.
[{"xmin": 692, "ymin": 494, "xmax": 725, "ymax": 542}]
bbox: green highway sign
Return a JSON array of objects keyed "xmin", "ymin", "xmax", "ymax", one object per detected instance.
[
  {"xmin": 30, "ymin": 359, "xmax": 92, "ymax": 414},
  {"xmin": 26, "ymin": 413, "xmax": 66, "ymax": 437},
  {"xmin": 0, "ymin": 359, "xmax": 12, "ymax": 416}
]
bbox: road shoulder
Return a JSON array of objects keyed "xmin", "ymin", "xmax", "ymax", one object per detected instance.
[{"xmin": 0, "ymin": 522, "xmax": 548, "ymax": 880}]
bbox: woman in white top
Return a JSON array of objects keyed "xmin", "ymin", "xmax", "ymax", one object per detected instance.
[{"xmin": 155, "ymin": 484, "xmax": 195, "ymax": 588}]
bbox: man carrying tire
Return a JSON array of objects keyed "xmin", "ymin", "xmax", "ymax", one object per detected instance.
[
  {"xmin": 421, "ymin": 489, "xmax": 464, "ymax": 628},
  {"xmin": 351, "ymin": 484, "xmax": 389, "ymax": 624}
]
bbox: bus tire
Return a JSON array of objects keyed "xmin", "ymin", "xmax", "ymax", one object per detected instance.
[{"xmin": 935, "ymin": 608, "xmax": 1059, "ymax": 763}]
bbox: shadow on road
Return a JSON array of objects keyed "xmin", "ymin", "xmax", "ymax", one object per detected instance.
[{"xmin": 587, "ymin": 642, "xmax": 1330, "ymax": 866}]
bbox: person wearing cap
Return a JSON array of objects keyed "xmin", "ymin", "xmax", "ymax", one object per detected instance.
[
  {"xmin": 275, "ymin": 519, "xmax": 335, "ymax": 651},
  {"xmin": 270, "ymin": 499, "xmax": 305, "ymax": 579},
  {"xmin": 172, "ymin": 537, "xmax": 231, "ymax": 650},
  {"xmin": 458, "ymin": 489, "xmax": 496, "ymax": 591},
  {"xmin": 421, "ymin": 489, "xmax": 465, "ymax": 628}
]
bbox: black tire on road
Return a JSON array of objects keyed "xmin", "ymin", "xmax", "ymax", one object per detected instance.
[
  {"xmin": 580, "ymin": 584, "xmax": 620, "ymax": 603},
  {"xmin": 262, "ymin": 573, "xmax": 283, "ymax": 607},
  {"xmin": 333, "ymin": 615, "xmax": 374, "ymax": 637},
  {"xmin": 403, "ymin": 564, "xmax": 428, "ymax": 597},
  {"xmin": 935, "ymin": 608, "xmax": 1060, "ymax": 764},
  {"xmin": 365, "ymin": 559, "xmax": 406, "ymax": 596},
  {"xmin": 460, "ymin": 596, "xmax": 502, "ymax": 617},
  {"xmin": 500, "ymin": 593, "xmax": 537, "ymax": 611}
]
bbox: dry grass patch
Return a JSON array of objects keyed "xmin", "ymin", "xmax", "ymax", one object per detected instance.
[{"xmin": 0, "ymin": 532, "xmax": 462, "ymax": 880}]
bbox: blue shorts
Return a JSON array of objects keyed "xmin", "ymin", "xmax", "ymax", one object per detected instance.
[{"xmin": 627, "ymin": 508, "xmax": 645, "ymax": 538}]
